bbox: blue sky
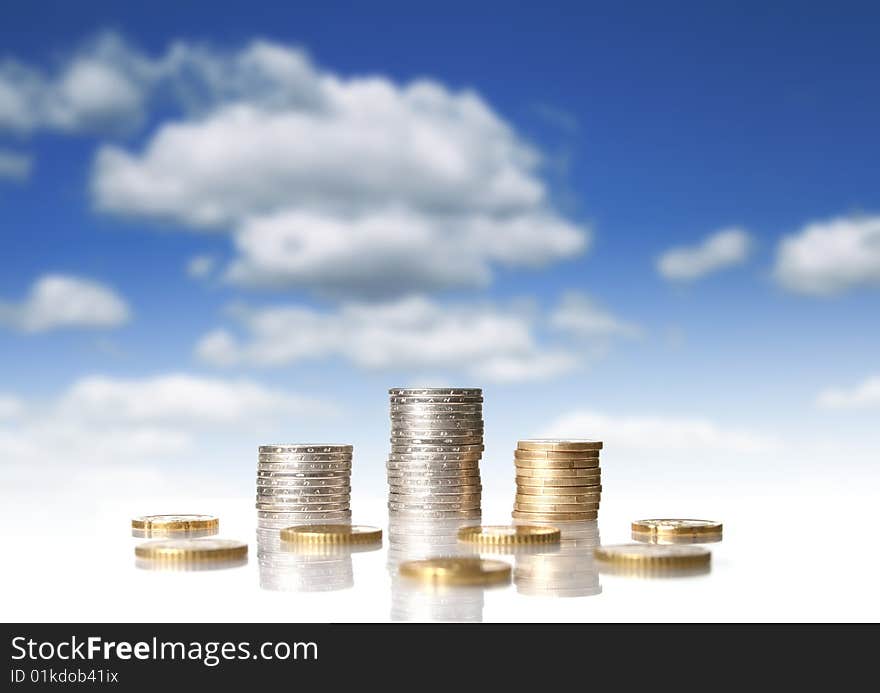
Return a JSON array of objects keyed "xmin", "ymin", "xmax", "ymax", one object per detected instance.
[{"xmin": 1, "ymin": 1, "xmax": 878, "ymax": 495}]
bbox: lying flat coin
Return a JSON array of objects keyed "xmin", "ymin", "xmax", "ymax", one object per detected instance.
[
  {"xmin": 391, "ymin": 443, "xmax": 484, "ymax": 453},
  {"xmin": 398, "ymin": 557, "xmax": 510, "ymax": 586},
  {"xmin": 518, "ymin": 439, "xmax": 603, "ymax": 452},
  {"xmin": 257, "ymin": 486, "xmax": 350, "ymax": 497},
  {"xmin": 256, "ymin": 502, "xmax": 351, "ymax": 513},
  {"xmin": 389, "ymin": 484, "xmax": 482, "ymax": 495},
  {"xmin": 514, "ymin": 449, "xmax": 600, "ymax": 460},
  {"xmin": 514, "ymin": 467, "xmax": 599, "ymax": 479},
  {"xmin": 516, "ymin": 476, "xmax": 601, "ymax": 487},
  {"xmin": 131, "ymin": 514, "xmax": 219, "ymax": 533},
  {"xmin": 514, "ymin": 458, "xmax": 600, "ymax": 470},
  {"xmin": 512, "ymin": 510, "xmax": 598, "ymax": 521},
  {"xmin": 390, "ymin": 387, "xmax": 481, "ymax": 396},
  {"xmin": 390, "ymin": 491, "xmax": 481, "ymax": 503},
  {"xmin": 391, "ymin": 411, "xmax": 484, "ymax": 421},
  {"xmin": 392, "ymin": 437, "xmax": 483, "ymax": 447},
  {"xmin": 256, "ymin": 495, "xmax": 351, "ymax": 506},
  {"xmin": 258, "ymin": 462, "xmax": 352, "ymax": 473},
  {"xmin": 389, "ymin": 500, "xmax": 481, "ymax": 511},
  {"xmin": 260, "ymin": 444, "xmax": 352, "ymax": 453},
  {"xmin": 458, "ymin": 525, "xmax": 561, "ymax": 546},
  {"xmin": 515, "ymin": 501, "xmax": 599, "ymax": 513},
  {"xmin": 280, "ymin": 524, "xmax": 382, "ymax": 545},
  {"xmin": 258, "ymin": 451, "xmax": 352, "ymax": 461},
  {"xmin": 135, "ymin": 538, "xmax": 247, "ymax": 562},
  {"xmin": 516, "ymin": 484, "xmax": 602, "ymax": 495},
  {"xmin": 389, "ymin": 396, "xmax": 483, "ymax": 406},
  {"xmin": 515, "ymin": 493, "xmax": 600, "ymax": 504},
  {"xmin": 594, "ymin": 544, "xmax": 710, "ymax": 569},
  {"xmin": 387, "ymin": 470, "xmax": 482, "ymax": 481},
  {"xmin": 390, "ymin": 404, "xmax": 483, "ymax": 414},
  {"xmin": 257, "ymin": 477, "xmax": 350, "ymax": 488},
  {"xmin": 631, "ymin": 531, "xmax": 723, "ymax": 545},
  {"xmin": 630, "ymin": 519, "xmax": 722, "ymax": 537},
  {"xmin": 389, "ymin": 508, "xmax": 482, "ymax": 520}
]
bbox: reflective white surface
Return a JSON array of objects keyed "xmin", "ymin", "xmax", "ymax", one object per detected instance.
[{"xmin": 1, "ymin": 483, "xmax": 877, "ymax": 622}]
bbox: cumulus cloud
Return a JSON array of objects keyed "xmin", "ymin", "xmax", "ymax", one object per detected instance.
[
  {"xmin": 542, "ymin": 409, "xmax": 779, "ymax": 456},
  {"xmin": 549, "ymin": 292, "xmax": 641, "ymax": 338},
  {"xmin": 196, "ymin": 296, "xmax": 578, "ymax": 383},
  {"xmin": 0, "ymin": 373, "xmax": 331, "ymax": 495},
  {"xmin": 0, "ymin": 274, "xmax": 130, "ymax": 333},
  {"xmin": 81, "ymin": 36, "xmax": 588, "ymax": 296},
  {"xmin": 187, "ymin": 254, "xmax": 216, "ymax": 279},
  {"xmin": 657, "ymin": 227, "xmax": 752, "ymax": 281},
  {"xmin": 774, "ymin": 214, "xmax": 880, "ymax": 295},
  {"xmin": 816, "ymin": 375, "xmax": 880, "ymax": 410},
  {"xmin": 0, "ymin": 32, "xmax": 156, "ymax": 134},
  {"xmin": 0, "ymin": 150, "xmax": 32, "ymax": 181}
]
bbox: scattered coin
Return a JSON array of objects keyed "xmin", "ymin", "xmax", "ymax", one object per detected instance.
[{"xmin": 399, "ymin": 557, "xmax": 511, "ymax": 586}]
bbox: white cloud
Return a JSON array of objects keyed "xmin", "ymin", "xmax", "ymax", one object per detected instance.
[
  {"xmin": 774, "ymin": 214, "xmax": 880, "ymax": 295},
  {"xmin": 196, "ymin": 296, "xmax": 578, "ymax": 383},
  {"xmin": 0, "ymin": 274, "xmax": 130, "ymax": 333},
  {"xmin": 549, "ymin": 292, "xmax": 641, "ymax": 338},
  {"xmin": 542, "ymin": 409, "xmax": 779, "ymax": 456},
  {"xmin": 816, "ymin": 375, "xmax": 880, "ymax": 410},
  {"xmin": 187, "ymin": 254, "xmax": 216, "ymax": 279},
  {"xmin": 0, "ymin": 373, "xmax": 331, "ymax": 495},
  {"xmin": 85, "ymin": 38, "xmax": 588, "ymax": 296},
  {"xmin": 0, "ymin": 150, "xmax": 32, "ymax": 181},
  {"xmin": 0, "ymin": 32, "xmax": 155, "ymax": 134},
  {"xmin": 0, "ymin": 395, "xmax": 24, "ymax": 419},
  {"xmin": 657, "ymin": 227, "xmax": 752, "ymax": 281}
]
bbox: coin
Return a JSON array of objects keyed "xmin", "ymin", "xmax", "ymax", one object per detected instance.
[
  {"xmin": 514, "ymin": 451, "xmax": 600, "ymax": 462},
  {"xmin": 512, "ymin": 510, "xmax": 598, "ymax": 521},
  {"xmin": 390, "ymin": 492, "xmax": 481, "ymax": 504},
  {"xmin": 516, "ymin": 476, "xmax": 601, "ymax": 487},
  {"xmin": 257, "ymin": 452, "xmax": 352, "ymax": 462},
  {"xmin": 259, "ymin": 444, "xmax": 352, "ymax": 453},
  {"xmin": 631, "ymin": 531, "xmax": 723, "ymax": 545},
  {"xmin": 458, "ymin": 525, "xmax": 561, "ymax": 545},
  {"xmin": 630, "ymin": 519, "xmax": 722, "ymax": 537},
  {"xmin": 391, "ymin": 443, "xmax": 484, "ymax": 453},
  {"xmin": 514, "ymin": 458, "xmax": 600, "ymax": 470},
  {"xmin": 131, "ymin": 514, "xmax": 219, "ymax": 532},
  {"xmin": 280, "ymin": 524, "xmax": 382, "ymax": 545},
  {"xmin": 516, "ymin": 485, "xmax": 602, "ymax": 496},
  {"xmin": 389, "ymin": 509, "xmax": 482, "ymax": 520},
  {"xmin": 388, "ymin": 457, "xmax": 481, "ymax": 468},
  {"xmin": 594, "ymin": 544, "xmax": 710, "ymax": 568},
  {"xmin": 134, "ymin": 538, "xmax": 247, "ymax": 562},
  {"xmin": 257, "ymin": 477, "xmax": 351, "ymax": 487},
  {"xmin": 389, "ymin": 499, "xmax": 481, "ymax": 511},
  {"xmin": 389, "ymin": 395, "xmax": 483, "ymax": 404},
  {"xmin": 518, "ymin": 439, "xmax": 603, "ymax": 452},
  {"xmin": 398, "ymin": 557, "xmax": 510, "ymax": 586},
  {"xmin": 515, "ymin": 467, "xmax": 600, "ymax": 479},
  {"xmin": 391, "ymin": 433, "xmax": 483, "ymax": 443},
  {"xmin": 515, "ymin": 493, "xmax": 600, "ymax": 504},
  {"xmin": 258, "ymin": 462, "xmax": 352, "ymax": 473},
  {"xmin": 515, "ymin": 500, "xmax": 599, "ymax": 512},
  {"xmin": 390, "ymin": 411, "xmax": 484, "ymax": 421},
  {"xmin": 389, "ymin": 485, "xmax": 482, "ymax": 495},
  {"xmin": 387, "ymin": 470, "xmax": 482, "ymax": 481},
  {"xmin": 390, "ymin": 404, "xmax": 483, "ymax": 414},
  {"xmin": 257, "ymin": 486, "xmax": 350, "ymax": 497},
  {"xmin": 257, "ymin": 510, "xmax": 352, "ymax": 523},
  {"xmin": 256, "ymin": 501, "xmax": 350, "ymax": 511}
]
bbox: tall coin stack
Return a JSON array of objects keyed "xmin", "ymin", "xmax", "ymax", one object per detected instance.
[
  {"xmin": 387, "ymin": 388, "xmax": 483, "ymax": 519},
  {"xmin": 257, "ymin": 444, "xmax": 353, "ymax": 528},
  {"xmin": 512, "ymin": 439, "xmax": 603, "ymax": 523}
]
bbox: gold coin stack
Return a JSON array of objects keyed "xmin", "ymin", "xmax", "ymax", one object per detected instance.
[{"xmin": 512, "ymin": 439, "xmax": 603, "ymax": 522}]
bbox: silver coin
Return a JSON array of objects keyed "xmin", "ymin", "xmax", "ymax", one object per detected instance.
[
  {"xmin": 258, "ymin": 453, "xmax": 352, "ymax": 462},
  {"xmin": 390, "ymin": 412, "xmax": 484, "ymax": 422},
  {"xmin": 258, "ymin": 462, "xmax": 352, "ymax": 473},
  {"xmin": 388, "ymin": 483, "xmax": 482, "ymax": 495},
  {"xmin": 259, "ymin": 444, "xmax": 353, "ymax": 454},
  {"xmin": 391, "ymin": 425, "xmax": 484, "ymax": 435},
  {"xmin": 257, "ymin": 507, "xmax": 351, "ymax": 518},
  {"xmin": 387, "ymin": 459, "xmax": 481, "ymax": 470},
  {"xmin": 390, "ymin": 443, "xmax": 484, "ymax": 453},
  {"xmin": 256, "ymin": 502, "xmax": 351, "ymax": 513},
  {"xmin": 390, "ymin": 404, "xmax": 483, "ymax": 414},
  {"xmin": 388, "ymin": 508, "xmax": 482, "ymax": 520},
  {"xmin": 257, "ymin": 469, "xmax": 350, "ymax": 478},
  {"xmin": 387, "ymin": 470, "xmax": 482, "ymax": 481},
  {"xmin": 256, "ymin": 492, "xmax": 351, "ymax": 503},
  {"xmin": 256, "ymin": 483, "xmax": 350, "ymax": 494},
  {"xmin": 390, "ymin": 436, "xmax": 483, "ymax": 447},
  {"xmin": 389, "ymin": 491, "xmax": 481, "ymax": 503},
  {"xmin": 388, "ymin": 499, "xmax": 481, "ymax": 511},
  {"xmin": 388, "ymin": 453, "xmax": 481, "ymax": 463},
  {"xmin": 257, "ymin": 476, "xmax": 351, "ymax": 488},
  {"xmin": 389, "ymin": 387, "xmax": 481, "ymax": 396},
  {"xmin": 389, "ymin": 396, "xmax": 483, "ymax": 405}
]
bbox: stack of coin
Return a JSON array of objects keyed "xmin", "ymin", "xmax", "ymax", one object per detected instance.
[
  {"xmin": 387, "ymin": 388, "xmax": 483, "ymax": 519},
  {"xmin": 514, "ymin": 521, "xmax": 602, "ymax": 597},
  {"xmin": 513, "ymin": 439, "xmax": 603, "ymax": 522},
  {"xmin": 257, "ymin": 444, "xmax": 353, "ymax": 525}
]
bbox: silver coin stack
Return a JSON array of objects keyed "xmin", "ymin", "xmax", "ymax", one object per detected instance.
[
  {"xmin": 387, "ymin": 388, "xmax": 484, "ymax": 519},
  {"xmin": 257, "ymin": 444, "xmax": 353, "ymax": 527}
]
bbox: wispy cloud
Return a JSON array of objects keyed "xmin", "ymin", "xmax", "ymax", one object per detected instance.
[
  {"xmin": 0, "ymin": 150, "xmax": 32, "ymax": 181},
  {"xmin": 657, "ymin": 227, "xmax": 752, "ymax": 281},
  {"xmin": 816, "ymin": 375, "xmax": 880, "ymax": 410}
]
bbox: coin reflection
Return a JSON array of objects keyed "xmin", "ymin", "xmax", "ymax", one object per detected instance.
[
  {"xmin": 135, "ymin": 557, "xmax": 247, "ymax": 571},
  {"xmin": 512, "ymin": 520, "xmax": 602, "ymax": 598},
  {"xmin": 132, "ymin": 527, "xmax": 218, "ymax": 539},
  {"xmin": 388, "ymin": 514, "xmax": 491, "ymax": 621},
  {"xmin": 257, "ymin": 519, "xmax": 375, "ymax": 592},
  {"xmin": 631, "ymin": 530, "xmax": 722, "ymax": 545}
]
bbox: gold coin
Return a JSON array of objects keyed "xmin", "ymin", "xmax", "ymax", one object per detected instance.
[
  {"xmin": 134, "ymin": 538, "xmax": 247, "ymax": 562},
  {"xmin": 594, "ymin": 544, "xmax": 710, "ymax": 568},
  {"xmin": 514, "ymin": 458, "xmax": 600, "ymax": 470},
  {"xmin": 399, "ymin": 557, "xmax": 511, "ymax": 586},
  {"xmin": 457, "ymin": 525, "xmax": 561, "ymax": 545},
  {"xmin": 512, "ymin": 510, "xmax": 598, "ymax": 521},
  {"xmin": 517, "ymin": 439, "xmax": 603, "ymax": 452},
  {"xmin": 279, "ymin": 524, "xmax": 382, "ymax": 545},
  {"xmin": 515, "ymin": 493, "xmax": 600, "ymax": 504},
  {"xmin": 516, "ymin": 476, "xmax": 601, "ymax": 488},
  {"xmin": 632, "ymin": 531, "xmax": 723, "ymax": 545},
  {"xmin": 514, "ymin": 501, "xmax": 599, "ymax": 513},
  {"xmin": 515, "ymin": 449, "xmax": 600, "ymax": 460},
  {"xmin": 631, "ymin": 519, "xmax": 722, "ymax": 537},
  {"xmin": 516, "ymin": 485, "xmax": 602, "ymax": 496},
  {"xmin": 131, "ymin": 514, "xmax": 219, "ymax": 532},
  {"xmin": 515, "ymin": 467, "xmax": 600, "ymax": 478}
]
